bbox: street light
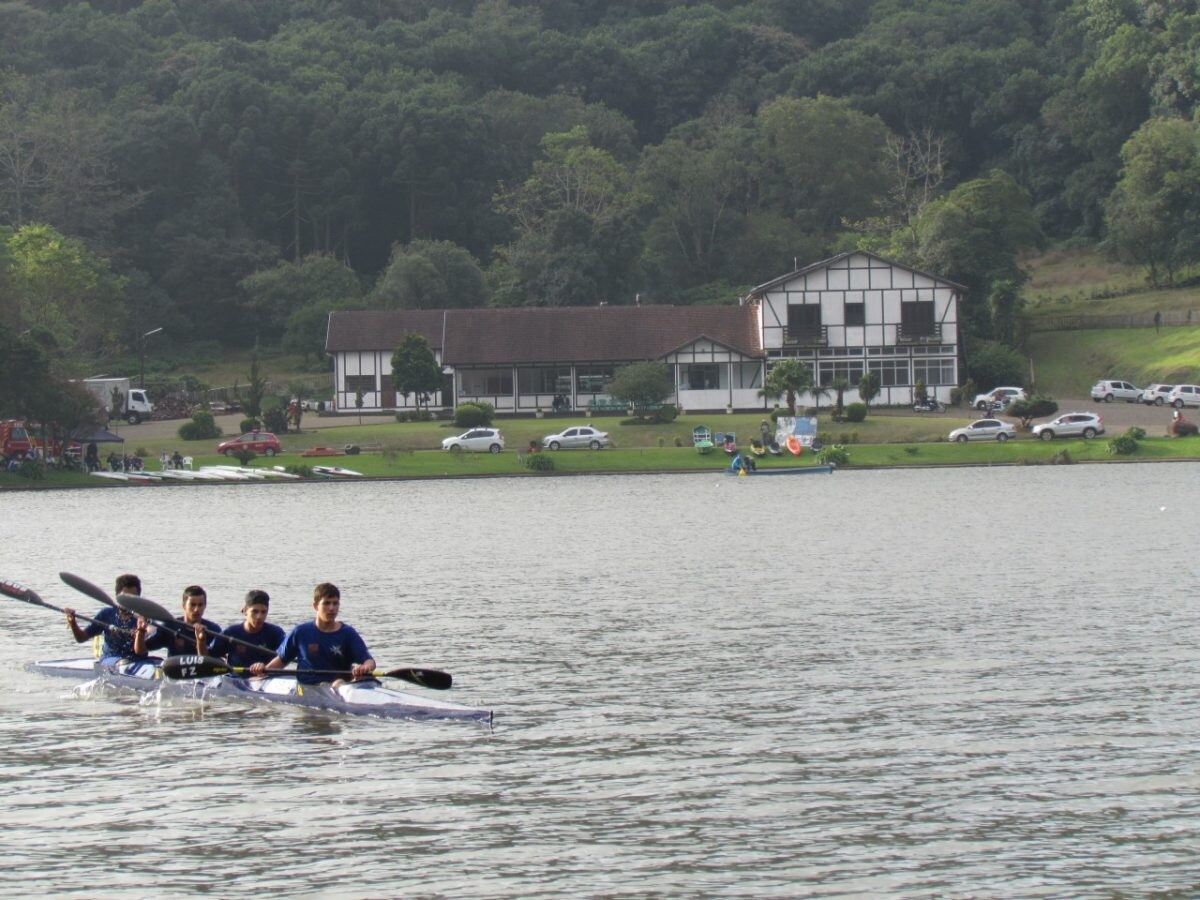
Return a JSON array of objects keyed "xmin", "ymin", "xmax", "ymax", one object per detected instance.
[{"xmin": 139, "ymin": 327, "xmax": 163, "ymax": 389}]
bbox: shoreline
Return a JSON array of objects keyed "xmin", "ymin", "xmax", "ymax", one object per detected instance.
[{"xmin": 3, "ymin": 453, "xmax": 1197, "ymax": 492}]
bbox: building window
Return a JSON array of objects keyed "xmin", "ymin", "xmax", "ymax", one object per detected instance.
[
  {"xmin": 460, "ymin": 369, "xmax": 513, "ymax": 395},
  {"xmin": 734, "ymin": 363, "xmax": 761, "ymax": 389},
  {"xmin": 681, "ymin": 364, "xmax": 720, "ymax": 390},
  {"xmin": 868, "ymin": 359, "xmax": 909, "ymax": 387},
  {"xmin": 345, "ymin": 375, "xmax": 375, "ymax": 394},
  {"xmin": 844, "ymin": 302, "xmax": 865, "ymax": 326},
  {"xmin": 575, "ymin": 366, "xmax": 614, "ymax": 394},
  {"xmin": 901, "ymin": 301, "xmax": 936, "ymax": 335},
  {"xmin": 913, "ymin": 357, "xmax": 955, "ymax": 385},
  {"xmin": 518, "ymin": 367, "xmax": 572, "ymax": 395},
  {"xmin": 818, "ymin": 359, "xmax": 864, "ymax": 385}
]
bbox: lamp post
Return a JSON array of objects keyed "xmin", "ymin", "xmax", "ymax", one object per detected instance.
[{"xmin": 138, "ymin": 327, "xmax": 163, "ymax": 389}]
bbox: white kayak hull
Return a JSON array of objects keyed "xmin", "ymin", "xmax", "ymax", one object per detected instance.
[{"xmin": 27, "ymin": 658, "xmax": 492, "ymax": 724}]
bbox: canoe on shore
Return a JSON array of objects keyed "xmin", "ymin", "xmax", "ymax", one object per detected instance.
[
  {"xmin": 27, "ymin": 657, "xmax": 492, "ymax": 724},
  {"xmin": 724, "ymin": 465, "xmax": 834, "ymax": 477}
]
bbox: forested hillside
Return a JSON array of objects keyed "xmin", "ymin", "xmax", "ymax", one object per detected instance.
[{"xmin": 1, "ymin": 0, "xmax": 1198, "ymax": 363}]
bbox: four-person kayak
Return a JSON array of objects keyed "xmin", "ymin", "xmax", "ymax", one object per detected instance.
[{"xmin": 26, "ymin": 657, "xmax": 493, "ymax": 724}]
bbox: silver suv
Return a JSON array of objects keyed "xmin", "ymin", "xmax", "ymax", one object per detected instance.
[
  {"xmin": 441, "ymin": 427, "xmax": 505, "ymax": 453},
  {"xmin": 1031, "ymin": 412, "xmax": 1105, "ymax": 441},
  {"xmin": 972, "ymin": 386, "xmax": 1026, "ymax": 410},
  {"xmin": 1090, "ymin": 380, "xmax": 1141, "ymax": 403}
]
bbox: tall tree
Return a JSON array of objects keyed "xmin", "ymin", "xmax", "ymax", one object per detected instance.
[
  {"xmin": 390, "ymin": 332, "xmax": 442, "ymax": 409},
  {"xmin": 759, "ymin": 358, "xmax": 814, "ymax": 415},
  {"xmin": 373, "ymin": 240, "xmax": 488, "ymax": 309}
]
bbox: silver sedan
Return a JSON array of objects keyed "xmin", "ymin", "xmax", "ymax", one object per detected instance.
[
  {"xmin": 542, "ymin": 425, "xmax": 611, "ymax": 450},
  {"xmin": 948, "ymin": 418, "xmax": 1017, "ymax": 443}
]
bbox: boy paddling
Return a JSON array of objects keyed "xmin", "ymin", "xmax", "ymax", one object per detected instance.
[
  {"xmin": 135, "ymin": 585, "xmax": 221, "ymax": 658},
  {"xmin": 63, "ymin": 573, "xmax": 148, "ymax": 661},
  {"xmin": 217, "ymin": 590, "xmax": 285, "ymax": 668},
  {"xmin": 250, "ymin": 582, "xmax": 375, "ymax": 686}
]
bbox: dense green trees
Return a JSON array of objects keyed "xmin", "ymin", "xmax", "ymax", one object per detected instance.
[{"xmin": 0, "ymin": 0, "xmax": 1196, "ymax": 363}]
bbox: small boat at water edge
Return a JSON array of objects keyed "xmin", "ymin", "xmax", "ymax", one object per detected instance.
[
  {"xmin": 27, "ymin": 658, "xmax": 492, "ymax": 724},
  {"xmin": 724, "ymin": 465, "xmax": 833, "ymax": 477},
  {"xmin": 312, "ymin": 465, "xmax": 364, "ymax": 477}
]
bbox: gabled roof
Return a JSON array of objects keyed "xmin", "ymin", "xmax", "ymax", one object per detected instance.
[
  {"xmin": 327, "ymin": 305, "xmax": 762, "ymax": 364},
  {"xmin": 748, "ymin": 250, "xmax": 967, "ymax": 295}
]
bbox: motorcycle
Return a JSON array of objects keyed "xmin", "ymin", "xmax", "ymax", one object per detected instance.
[{"xmin": 913, "ymin": 397, "xmax": 946, "ymax": 413}]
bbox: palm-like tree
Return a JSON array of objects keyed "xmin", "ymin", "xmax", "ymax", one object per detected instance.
[
  {"xmin": 759, "ymin": 359, "xmax": 814, "ymax": 414},
  {"xmin": 830, "ymin": 376, "xmax": 851, "ymax": 417}
]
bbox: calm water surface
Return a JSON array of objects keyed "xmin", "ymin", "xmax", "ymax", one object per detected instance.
[{"xmin": 0, "ymin": 464, "xmax": 1198, "ymax": 898}]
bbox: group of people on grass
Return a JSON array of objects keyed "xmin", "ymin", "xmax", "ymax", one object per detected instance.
[{"xmin": 63, "ymin": 575, "xmax": 375, "ymax": 686}]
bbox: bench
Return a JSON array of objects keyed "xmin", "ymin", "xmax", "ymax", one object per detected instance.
[{"xmin": 586, "ymin": 398, "xmax": 630, "ymax": 414}]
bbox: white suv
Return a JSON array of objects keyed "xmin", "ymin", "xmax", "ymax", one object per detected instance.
[
  {"xmin": 441, "ymin": 427, "xmax": 505, "ymax": 453},
  {"xmin": 1031, "ymin": 412, "xmax": 1104, "ymax": 441},
  {"xmin": 1168, "ymin": 385, "xmax": 1200, "ymax": 408},
  {"xmin": 1090, "ymin": 380, "xmax": 1141, "ymax": 403},
  {"xmin": 972, "ymin": 387, "xmax": 1026, "ymax": 410}
]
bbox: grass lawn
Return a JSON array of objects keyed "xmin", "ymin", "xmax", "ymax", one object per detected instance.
[{"xmin": 1028, "ymin": 327, "xmax": 1200, "ymax": 395}]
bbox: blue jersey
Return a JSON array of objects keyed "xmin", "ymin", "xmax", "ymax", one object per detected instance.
[
  {"xmin": 218, "ymin": 622, "xmax": 285, "ymax": 668},
  {"xmin": 80, "ymin": 606, "xmax": 140, "ymax": 660},
  {"xmin": 144, "ymin": 616, "xmax": 222, "ymax": 657},
  {"xmin": 278, "ymin": 621, "xmax": 371, "ymax": 684}
]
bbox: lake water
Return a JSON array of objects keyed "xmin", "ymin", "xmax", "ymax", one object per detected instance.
[{"xmin": 1, "ymin": 464, "xmax": 1198, "ymax": 897}]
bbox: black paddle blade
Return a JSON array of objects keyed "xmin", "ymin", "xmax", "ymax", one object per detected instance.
[
  {"xmin": 386, "ymin": 667, "xmax": 453, "ymax": 690},
  {"xmin": 162, "ymin": 655, "xmax": 230, "ymax": 680},
  {"xmin": 60, "ymin": 572, "xmax": 115, "ymax": 607}
]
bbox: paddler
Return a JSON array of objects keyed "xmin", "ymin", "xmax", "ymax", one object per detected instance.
[
  {"xmin": 249, "ymin": 582, "xmax": 375, "ymax": 687},
  {"xmin": 135, "ymin": 584, "xmax": 221, "ymax": 658},
  {"xmin": 63, "ymin": 573, "xmax": 149, "ymax": 661},
  {"xmin": 216, "ymin": 589, "xmax": 285, "ymax": 668}
]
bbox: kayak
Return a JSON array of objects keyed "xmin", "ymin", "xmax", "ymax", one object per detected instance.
[
  {"xmin": 26, "ymin": 657, "xmax": 493, "ymax": 724},
  {"xmin": 312, "ymin": 465, "xmax": 364, "ymax": 477}
]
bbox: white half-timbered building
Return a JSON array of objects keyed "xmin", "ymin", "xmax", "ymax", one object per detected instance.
[
  {"xmin": 324, "ymin": 252, "xmax": 962, "ymax": 413},
  {"xmin": 748, "ymin": 251, "xmax": 963, "ymax": 406}
]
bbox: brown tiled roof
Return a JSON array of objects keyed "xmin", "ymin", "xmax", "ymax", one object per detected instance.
[
  {"xmin": 327, "ymin": 306, "xmax": 762, "ymax": 363},
  {"xmin": 326, "ymin": 310, "xmax": 448, "ymax": 353}
]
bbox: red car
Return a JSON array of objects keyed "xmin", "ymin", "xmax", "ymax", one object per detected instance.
[{"xmin": 216, "ymin": 432, "xmax": 281, "ymax": 457}]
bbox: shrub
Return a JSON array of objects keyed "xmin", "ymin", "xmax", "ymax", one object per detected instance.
[
  {"xmin": 232, "ymin": 448, "xmax": 257, "ymax": 465},
  {"xmin": 18, "ymin": 459, "xmax": 45, "ymax": 480},
  {"xmin": 768, "ymin": 407, "xmax": 784, "ymax": 424},
  {"xmin": 412, "ymin": 409, "xmax": 433, "ymax": 422},
  {"xmin": 949, "ymin": 386, "xmax": 964, "ymax": 407},
  {"xmin": 395, "ymin": 411, "xmax": 410, "ymax": 423},
  {"xmin": 1124, "ymin": 426, "xmax": 1147, "ymax": 440},
  {"xmin": 453, "ymin": 402, "xmax": 493, "ymax": 428},
  {"xmin": 262, "ymin": 407, "xmax": 288, "ymax": 434},
  {"xmin": 817, "ymin": 444, "xmax": 850, "ymax": 466},
  {"xmin": 845, "ymin": 402, "xmax": 867, "ymax": 423},
  {"xmin": 1107, "ymin": 435, "xmax": 1138, "ymax": 455},
  {"xmin": 178, "ymin": 411, "xmax": 221, "ymax": 441},
  {"xmin": 961, "ymin": 378, "xmax": 977, "ymax": 407},
  {"xmin": 653, "ymin": 403, "xmax": 678, "ymax": 423},
  {"xmin": 239, "ymin": 417, "xmax": 261, "ymax": 433},
  {"xmin": 657, "ymin": 437, "xmax": 665, "ymax": 447},
  {"xmin": 802, "ymin": 406, "xmax": 820, "ymax": 417},
  {"xmin": 1050, "ymin": 450, "xmax": 1073, "ymax": 464},
  {"xmin": 524, "ymin": 453, "xmax": 555, "ymax": 471},
  {"xmin": 673, "ymin": 435, "xmax": 683, "ymax": 447}
]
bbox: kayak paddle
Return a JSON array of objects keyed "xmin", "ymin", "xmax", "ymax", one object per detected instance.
[
  {"xmin": 162, "ymin": 654, "xmax": 453, "ymax": 690},
  {"xmin": 59, "ymin": 571, "xmax": 118, "ymax": 608},
  {"xmin": 0, "ymin": 577, "xmax": 132, "ymax": 634}
]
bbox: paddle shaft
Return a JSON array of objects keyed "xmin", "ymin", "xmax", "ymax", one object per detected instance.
[
  {"xmin": 163, "ymin": 655, "xmax": 452, "ymax": 690},
  {"xmin": 0, "ymin": 579, "xmax": 133, "ymax": 634}
]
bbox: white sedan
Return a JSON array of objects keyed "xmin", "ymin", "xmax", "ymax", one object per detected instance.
[
  {"xmin": 542, "ymin": 425, "xmax": 611, "ymax": 450},
  {"xmin": 948, "ymin": 418, "xmax": 1017, "ymax": 443}
]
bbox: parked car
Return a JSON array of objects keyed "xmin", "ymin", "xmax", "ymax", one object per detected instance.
[
  {"xmin": 1090, "ymin": 380, "xmax": 1141, "ymax": 403},
  {"xmin": 1168, "ymin": 385, "xmax": 1200, "ymax": 409},
  {"xmin": 441, "ymin": 427, "xmax": 505, "ymax": 453},
  {"xmin": 948, "ymin": 419, "xmax": 1017, "ymax": 442},
  {"xmin": 216, "ymin": 432, "xmax": 281, "ymax": 457},
  {"xmin": 1140, "ymin": 383, "xmax": 1175, "ymax": 405},
  {"xmin": 972, "ymin": 387, "xmax": 1026, "ymax": 410},
  {"xmin": 542, "ymin": 425, "xmax": 611, "ymax": 450},
  {"xmin": 1031, "ymin": 412, "xmax": 1105, "ymax": 441}
]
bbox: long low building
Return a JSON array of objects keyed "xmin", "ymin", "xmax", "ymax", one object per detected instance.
[{"xmin": 324, "ymin": 251, "xmax": 963, "ymax": 414}]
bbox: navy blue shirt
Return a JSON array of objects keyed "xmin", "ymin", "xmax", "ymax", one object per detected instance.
[
  {"xmin": 277, "ymin": 621, "xmax": 371, "ymax": 685},
  {"xmin": 144, "ymin": 616, "xmax": 222, "ymax": 657},
  {"xmin": 80, "ymin": 606, "xmax": 140, "ymax": 660},
  {"xmin": 218, "ymin": 622, "xmax": 286, "ymax": 668}
]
